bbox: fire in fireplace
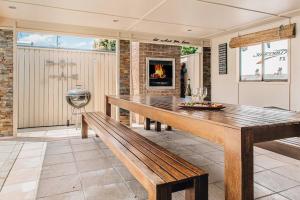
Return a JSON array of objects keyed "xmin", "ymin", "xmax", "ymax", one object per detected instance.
[{"xmin": 146, "ymin": 58, "xmax": 175, "ymax": 89}]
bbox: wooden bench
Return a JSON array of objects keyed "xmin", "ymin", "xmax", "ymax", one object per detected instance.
[{"xmin": 82, "ymin": 112, "xmax": 208, "ymax": 200}]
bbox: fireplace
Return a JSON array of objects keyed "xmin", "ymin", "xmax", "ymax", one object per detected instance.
[{"xmin": 146, "ymin": 57, "xmax": 175, "ymax": 89}]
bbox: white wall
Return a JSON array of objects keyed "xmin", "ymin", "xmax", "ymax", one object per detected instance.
[{"xmin": 211, "ymin": 16, "xmax": 300, "ymax": 111}]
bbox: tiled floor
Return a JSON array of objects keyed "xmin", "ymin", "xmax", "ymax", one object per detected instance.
[{"xmin": 0, "ymin": 126, "xmax": 300, "ymax": 200}]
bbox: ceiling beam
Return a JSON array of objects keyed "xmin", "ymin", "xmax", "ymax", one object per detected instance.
[{"xmin": 126, "ymin": 0, "xmax": 168, "ymax": 31}]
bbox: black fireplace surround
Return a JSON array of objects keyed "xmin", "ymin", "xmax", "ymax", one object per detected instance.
[{"xmin": 147, "ymin": 58, "xmax": 175, "ymax": 89}]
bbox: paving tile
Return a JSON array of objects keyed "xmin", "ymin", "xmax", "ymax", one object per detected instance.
[
  {"xmin": 257, "ymin": 194, "xmax": 289, "ymax": 200},
  {"xmin": 70, "ymin": 138, "xmax": 94, "ymax": 145},
  {"xmin": 72, "ymin": 143, "xmax": 97, "ymax": 152},
  {"xmin": 80, "ymin": 168, "xmax": 123, "ymax": 188},
  {"xmin": 126, "ymin": 180, "xmax": 147, "ymax": 200},
  {"xmin": 254, "ymin": 183, "xmax": 274, "ymax": 199},
  {"xmin": 22, "ymin": 142, "xmax": 45, "ymax": 151},
  {"xmin": 0, "ymin": 181, "xmax": 37, "ymax": 200},
  {"xmin": 115, "ymin": 166, "xmax": 135, "ymax": 181},
  {"xmin": 5, "ymin": 167, "xmax": 41, "ymax": 185},
  {"xmin": 186, "ymin": 143, "xmax": 219, "ymax": 154},
  {"xmin": 255, "ymin": 170, "xmax": 299, "ymax": 192},
  {"xmin": 172, "ymin": 138, "xmax": 200, "ymax": 146},
  {"xmin": 47, "ymin": 140, "xmax": 70, "ymax": 147},
  {"xmin": 280, "ymin": 186, "xmax": 300, "ymax": 200},
  {"xmin": 0, "ymin": 145, "xmax": 15, "ymax": 153},
  {"xmin": 37, "ymin": 174, "xmax": 81, "ymax": 198},
  {"xmin": 38, "ymin": 191, "xmax": 85, "ymax": 200},
  {"xmin": 76, "ymin": 158, "xmax": 113, "ymax": 173},
  {"xmin": 84, "ymin": 183, "xmax": 134, "ymax": 200},
  {"xmin": 202, "ymin": 164, "xmax": 224, "ymax": 184},
  {"xmin": 46, "ymin": 145, "xmax": 72, "ymax": 155},
  {"xmin": 41, "ymin": 162, "xmax": 77, "ymax": 179},
  {"xmin": 209, "ymin": 184, "xmax": 224, "ymax": 200},
  {"xmin": 12, "ymin": 157, "xmax": 43, "ymax": 170},
  {"xmin": 255, "ymin": 155, "xmax": 288, "ymax": 169},
  {"xmin": 18, "ymin": 149, "xmax": 44, "ymax": 159},
  {"xmin": 272, "ymin": 165, "xmax": 300, "ymax": 183},
  {"xmin": 43, "ymin": 153, "xmax": 75, "ymax": 166},
  {"xmin": 203, "ymin": 151, "xmax": 224, "ymax": 163},
  {"xmin": 183, "ymin": 154, "xmax": 213, "ymax": 167},
  {"xmin": 74, "ymin": 149, "xmax": 106, "ymax": 161}
]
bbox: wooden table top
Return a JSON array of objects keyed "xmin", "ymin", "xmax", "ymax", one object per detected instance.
[{"xmin": 109, "ymin": 95, "xmax": 300, "ymax": 130}]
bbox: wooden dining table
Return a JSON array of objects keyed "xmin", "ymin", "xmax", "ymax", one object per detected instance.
[{"xmin": 105, "ymin": 95, "xmax": 300, "ymax": 200}]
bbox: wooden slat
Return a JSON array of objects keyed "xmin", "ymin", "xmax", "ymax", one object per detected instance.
[{"xmin": 229, "ymin": 23, "xmax": 296, "ymax": 48}]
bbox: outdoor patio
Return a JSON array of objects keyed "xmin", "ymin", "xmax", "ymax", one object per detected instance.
[
  {"xmin": 2, "ymin": 1, "xmax": 300, "ymax": 200},
  {"xmin": 0, "ymin": 126, "xmax": 299, "ymax": 200}
]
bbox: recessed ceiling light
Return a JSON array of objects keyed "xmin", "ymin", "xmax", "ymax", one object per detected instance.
[
  {"xmin": 8, "ymin": 6, "xmax": 16, "ymax": 9},
  {"xmin": 113, "ymin": 19, "xmax": 119, "ymax": 23},
  {"xmin": 187, "ymin": 29, "xmax": 192, "ymax": 32}
]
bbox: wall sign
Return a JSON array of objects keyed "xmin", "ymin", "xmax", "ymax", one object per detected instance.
[{"xmin": 218, "ymin": 43, "xmax": 227, "ymax": 75}]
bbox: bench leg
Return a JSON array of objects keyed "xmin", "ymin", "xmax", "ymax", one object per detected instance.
[
  {"xmin": 149, "ymin": 186, "xmax": 172, "ymax": 200},
  {"xmin": 155, "ymin": 121, "xmax": 161, "ymax": 132},
  {"xmin": 144, "ymin": 118, "xmax": 151, "ymax": 130},
  {"xmin": 166, "ymin": 125, "xmax": 172, "ymax": 131},
  {"xmin": 81, "ymin": 115, "xmax": 88, "ymax": 139},
  {"xmin": 185, "ymin": 176, "xmax": 208, "ymax": 200}
]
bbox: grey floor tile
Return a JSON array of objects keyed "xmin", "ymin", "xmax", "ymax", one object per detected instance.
[
  {"xmin": 115, "ymin": 166, "xmax": 135, "ymax": 181},
  {"xmin": 84, "ymin": 183, "xmax": 134, "ymax": 200},
  {"xmin": 38, "ymin": 191, "xmax": 85, "ymax": 200},
  {"xmin": 280, "ymin": 186, "xmax": 300, "ymax": 200},
  {"xmin": 80, "ymin": 168, "xmax": 123, "ymax": 188},
  {"xmin": 74, "ymin": 150, "xmax": 106, "ymax": 161},
  {"xmin": 76, "ymin": 158, "xmax": 113, "ymax": 173},
  {"xmin": 41, "ymin": 162, "xmax": 77, "ymax": 179},
  {"xmin": 255, "ymin": 155, "xmax": 288, "ymax": 169},
  {"xmin": 37, "ymin": 174, "xmax": 81, "ymax": 198},
  {"xmin": 43, "ymin": 153, "xmax": 75, "ymax": 166},
  {"xmin": 257, "ymin": 194, "xmax": 289, "ymax": 200},
  {"xmin": 272, "ymin": 165, "xmax": 300, "ymax": 183},
  {"xmin": 255, "ymin": 170, "xmax": 299, "ymax": 192}
]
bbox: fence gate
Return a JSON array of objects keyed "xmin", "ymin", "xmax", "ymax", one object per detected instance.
[{"xmin": 17, "ymin": 47, "xmax": 116, "ymax": 128}]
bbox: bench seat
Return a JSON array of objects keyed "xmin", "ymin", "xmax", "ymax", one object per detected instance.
[{"xmin": 82, "ymin": 112, "xmax": 208, "ymax": 200}]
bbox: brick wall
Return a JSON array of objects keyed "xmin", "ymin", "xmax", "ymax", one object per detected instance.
[
  {"xmin": 203, "ymin": 47, "xmax": 211, "ymax": 101},
  {"xmin": 132, "ymin": 42, "xmax": 181, "ymax": 96},
  {"xmin": 119, "ymin": 40, "xmax": 130, "ymax": 125},
  {"xmin": 0, "ymin": 29, "xmax": 13, "ymax": 136}
]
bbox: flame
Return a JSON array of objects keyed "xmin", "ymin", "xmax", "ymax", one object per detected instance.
[{"xmin": 151, "ymin": 64, "xmax": 166, "ymax": 79}]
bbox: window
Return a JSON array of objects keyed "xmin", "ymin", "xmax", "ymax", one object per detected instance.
[
  {"xmin": 17, "ymin": 32, "xmax": 116, "ymax": 52},
  {"xmin": 240, "ymin": 40, "xmax": 288, "ymax": 81}
]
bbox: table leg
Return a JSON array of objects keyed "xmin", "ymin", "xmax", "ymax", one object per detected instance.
[
  {"xmin": 224, "ymin": 129, "xmax": 254, "ymax": 200},
  {"xmin": 166, "ymin": 125, "xmax": 172, "ymax": 131},
  {"xmin": 144, "ymin": 118, "xmax": 151, "ymax": 130},
  {"xmin": 155, "ymin": 121, "xmax": 161, "ymax": 132},
  {"xmin": 105, "ymin": 96, "xmax": 111, "ymax": 117},
  {"xmin": 81, "ymin": 115, "xmax": 88, "ymax": 139}
]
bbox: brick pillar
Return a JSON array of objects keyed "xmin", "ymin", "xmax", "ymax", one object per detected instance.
[
  {"xmin": 0, "ymin": 29, "xmax": 13, "ymax": 136},
  {"xmin": 119, "ymin": 40, "xmax": 130, "ymax": 125},
  {"xmin": 203, "ymin": 47, "xmax": 211, "ymax": 101}
]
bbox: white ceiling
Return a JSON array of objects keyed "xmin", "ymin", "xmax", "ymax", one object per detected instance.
[{"xmin": 0, "ymin": 0, "xmax": 300, "ymax": 39}]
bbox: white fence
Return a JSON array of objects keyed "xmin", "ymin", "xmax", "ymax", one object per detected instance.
[{"xmin": 17, "ymin": 47, "xmax": 117, "ymax": 128}]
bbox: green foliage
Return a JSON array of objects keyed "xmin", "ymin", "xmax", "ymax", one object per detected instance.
[
  {"xmin": 181, "ymin": 46, "xmax": 198, "ymax": 56},
  {"xmin": 93, "ymin": 39, "xmax": 116, "ymax": 52}
]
